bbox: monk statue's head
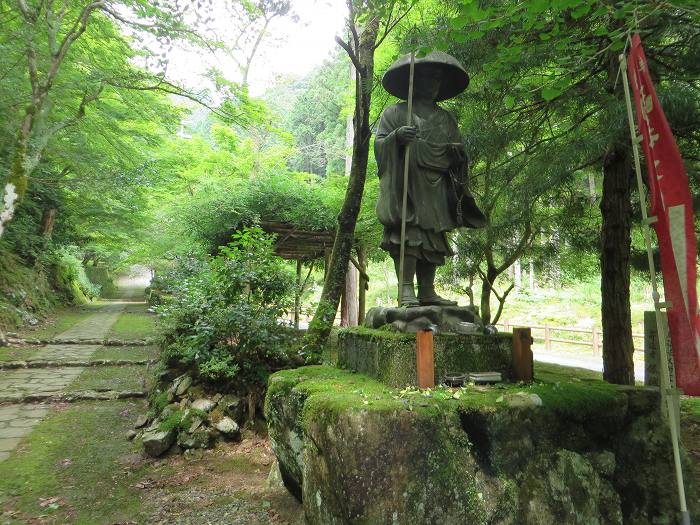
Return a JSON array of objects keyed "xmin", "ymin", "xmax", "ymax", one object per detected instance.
[
  {"xmin": 382, "ymin": 51, "xmax": 469, "ymax": 103},
  {"xmin": 413, "ymin": 64, "xmax": 442, "ymax": 101}
]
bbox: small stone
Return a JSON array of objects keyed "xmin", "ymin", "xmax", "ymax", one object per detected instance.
[
  {"xmin": 191, "ymin": 398, "xmax": 216, "ymax": 412},
  {"xmin": 506, "ymin": 392, "xmax": 542, "ymax": 409},
  {"xmin": 174, "ymin": 375, "xmax": 192, "ymax": 397},
  {"xmin": 177, "ymin": 428, "xmax": 213, "ymax": 450},
  {"xmin": 126, "ymin": 430, "xmax": 137, "ymax": 440},
  {"xmin": 221, "ymin": 394, "xmax": 243, "ymax": 420},
  {"xmin": 214, "ymin": 416, "xmax": 239, "ymax": 436},
  {"xmin": 212, "ymin": 393, "xmax": 223, "ymax": 403},
  {"xmin": 142, "ymin": 429, "xmax": 175, "ymax": 457},
  {"xmin": 188, "ymin": 417, "xmax": 203, "ymax": 434},
  {"xmin": 266, "ymin": 460, "xmax": 285, "ymax": 490},
  {"xmin": 134, "ymin": 414, "xmax": 148, "ymax": 429}
]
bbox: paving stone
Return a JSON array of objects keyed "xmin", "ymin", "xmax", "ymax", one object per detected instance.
[
  {"xmin": 0, "ymin": 300, "xmax": 132, "ymax": 462},
  {"xmin": 9, "ymin": 419, "xmax": 37, "ymax": 428},
  {"xmin": 0, "ymin": 427, "xmax": 26, "ymax": 439},
  {"xmin": 0, "ymin": 437, "xmax": 22, "ymax": 452}
]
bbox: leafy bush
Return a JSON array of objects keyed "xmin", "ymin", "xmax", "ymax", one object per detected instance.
[
  {"xmin": 43, "ymin": 247, "xmax": 101, "ymax": 304},
  {"xmin": 156, "ymin": 228, "xmax": 296, "ymax": 390}
]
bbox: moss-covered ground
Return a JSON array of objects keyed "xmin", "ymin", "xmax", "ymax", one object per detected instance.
[
  {"xmin": 0, "ymin": 399, "xmax": 302, "ymax": 524},
  {"xmin": 107, "ymin": 303, "xmax": 157, "ymax": 340},
  {"xmin": 0, "ymin": 400, "xmax": 156, "ymax": 523},
  {"xmin": 92, "ymin": 345, "xmax": 159, "ymax": 361},
  {"xmin": 16, "ymin": 303, "xmax": 104, "ymax": 340},
  {"xmin": 0, "ymin": 346, "xmax": 41, "ymax": 362},
  {"xmin": 68, "ymin": 365, "xmax": 153, "ymax": 392}
]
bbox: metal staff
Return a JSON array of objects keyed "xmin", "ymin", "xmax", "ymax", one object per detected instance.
[{"xmin": 398, "ymin": 51, "xmax": 416, "ymax": 306}]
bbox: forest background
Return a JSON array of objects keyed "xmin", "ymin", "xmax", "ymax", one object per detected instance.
[{"xmin": 1, "ymin": 0, "xmax": 699, "ymax": 386}]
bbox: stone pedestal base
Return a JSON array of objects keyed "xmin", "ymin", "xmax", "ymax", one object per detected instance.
[
  {"xmin": 364, "ymin": 305, "xmax": 483, "ymax": 334},
  {"xmin": 338, "ymin": 327, "xmax": 513, "ymax": 387}
]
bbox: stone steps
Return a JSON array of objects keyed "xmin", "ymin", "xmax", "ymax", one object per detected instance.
[
  {"xmin": 0, "ymin": 359, "xmax": 156, "ymax": 370},
  {"xmin": 0, "ymin": 389, "xmax": 146, "ymax": 404}
]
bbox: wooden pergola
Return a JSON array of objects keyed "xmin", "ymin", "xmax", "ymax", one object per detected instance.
[
  {"xmin": 260, "ymin": 221, "xmax": 335, "ymax": 262},
  {"xmin": 258, "ymin": 221, "xmax": 368, "ymax": 328}
]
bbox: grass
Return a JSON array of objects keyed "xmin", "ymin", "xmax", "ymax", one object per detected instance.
[
  {"xmin": 682, "ymin": 397, "xmax": 700, "ymax": 423},
  {"xmin": 107, "ymin": 303, "xmax": 157, "ymax": 340},
  {"xmin": 0, "ymin": 346, "xmax": 41, "ymax": 362},
  {"xmin": 69, "ymin": 365, "xmax": 152, "ymax": 392},
  {"xmin": 16, "ymin": 303, "xmax": 104, "ymax": 340},
  {"xmin": 0, "ymin": 400, "xmax": 159, "ymax": 524},
  {"xmin": 92, "ymin": 345, "xmax": 159, "ymax": 361}
]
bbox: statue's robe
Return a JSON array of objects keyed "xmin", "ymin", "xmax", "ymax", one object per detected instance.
[{"xmin": 375, "ymin": 101, "xmax": 471, "ymax": 266}]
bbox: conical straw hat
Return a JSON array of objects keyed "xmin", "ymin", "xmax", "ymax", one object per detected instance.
[{"xmin": 382, "ymin": 51, "xmax": 469, "ymax": 102}]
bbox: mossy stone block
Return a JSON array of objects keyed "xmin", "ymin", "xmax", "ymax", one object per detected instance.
[{"xmin": 337, "ymin": 327, "xmax": 513, "ymax": 387}]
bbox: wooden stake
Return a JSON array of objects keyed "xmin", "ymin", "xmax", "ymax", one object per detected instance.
[
  {"xmin": 512, "ymin": 327, "xmax": 533, "ymax": 382},
  {"xmin": 416, "ymin": 329, "xmax": 434, "ymax": 388},
  {"xmin": 397, "ymin": 51, "xmax": 416, "ymax": 305}
]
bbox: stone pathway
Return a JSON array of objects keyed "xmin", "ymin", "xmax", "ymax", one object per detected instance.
[
  {"xmin": 0, "ymin": 404, "xmax": 49, "ymax": 461},
  {"xmin": 0, "ymin": 299, "xmax": 131, "ymax": 461}
]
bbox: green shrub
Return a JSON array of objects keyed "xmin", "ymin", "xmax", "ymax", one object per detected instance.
[
  {"xmin": 43, "ymin": 247, "xmax": 101, "ymax": 303},
  {"xmin": 156, "ymin": 228, "xmax": 296, "ymax": 391},
  {"xmin": 148, "ymin": 390, "xmax": 169, "ymax": 418},
  {"xmin": 158, "ymin": 410, "xmax": 183, "ymax": 432}
]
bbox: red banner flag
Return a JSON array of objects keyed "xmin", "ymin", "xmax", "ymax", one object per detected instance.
[{"xmin": 628, "ymin": 33, "xmax": 700, "ymax": 395}]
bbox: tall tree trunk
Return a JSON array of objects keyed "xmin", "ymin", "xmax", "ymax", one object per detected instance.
[
  {"xmin": 480, "ymin": 266, "xmax": 498, "ymax": 325},
  {"xmin": 342, "ymin": 61, "xmax": 359, "ymax": 327},
  {"xmin": 302, "ymin": 19, "xmax": 379, "ymax": 356},
  {"xmin": 600, "ymin": 144, "xmax": 635, "ymax": 384},
  {"xmin": 480, "ymin": 277, "xmax": 492, "ymax": 325}
]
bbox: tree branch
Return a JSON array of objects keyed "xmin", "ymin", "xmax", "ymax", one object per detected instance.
[
  {"xmin": 335, "ymin": 36, "xmax": 362, "ymax": 72},
  {"xmin": 374, "ymin": 2, "xmax": 415, "ymax": 50}
]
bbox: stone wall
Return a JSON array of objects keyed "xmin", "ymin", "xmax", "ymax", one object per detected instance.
[
  {"xmin": 337, "ymin": 327, "xmax": 513, "ymax": 387},
  {"xmin": 265, "ymin": 366, "xmax": 698, "ymax": 525}
]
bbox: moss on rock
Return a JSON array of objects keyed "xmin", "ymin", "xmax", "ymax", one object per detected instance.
[
  {"xmin": 0, "ymin": 249, "xmax": 57, "ymax": 330},
  {"xmin": 265, "ymin": 366, "xmax": 696, "ymax": 524}
]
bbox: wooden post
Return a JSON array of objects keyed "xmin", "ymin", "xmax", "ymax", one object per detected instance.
[
  {"xmin": 592, "ymin": 326, "xmax": 600, "ymax": 356},
  {"xmin": 294, "ymin": 259, "xmax": 302, "ymax": 330},
  {"xmin": 358, "ymin": 246, "xmax": 367, "ymax": 325},
  {"xmin": 512, "ymin": 327, "xmax": 533, "ymax": 382},
  {"xmin": 416, "ymin": 330, "xmax": 435, "ymax": 388},
  {"xmin": 544, "ymin": 325, "xmax": 552, "ymax": 351}
]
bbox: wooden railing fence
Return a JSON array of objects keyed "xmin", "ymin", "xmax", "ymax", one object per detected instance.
[{"xmin": 496, "ymin": 321, "xmax": 644, "ymax": 355}]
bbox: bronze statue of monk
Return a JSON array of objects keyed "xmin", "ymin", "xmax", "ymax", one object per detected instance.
[{"xmin": 375, "ymin": 51, "xmax": 485, "ymax": 307}]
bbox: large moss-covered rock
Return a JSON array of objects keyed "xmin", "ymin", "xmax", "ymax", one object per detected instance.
[
  {"xmin": 518, "ymin": 450, "xmax": 622, "ymax": 524},
  {"xmin": 265, "ymin": 366, "xmax": 696, "ymax": 525}
]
